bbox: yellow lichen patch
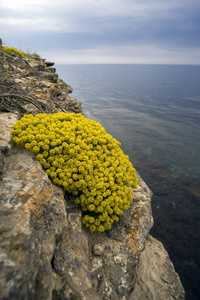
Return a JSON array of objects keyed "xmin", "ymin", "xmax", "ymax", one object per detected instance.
[
  {"xmin": 24, "ymin": 185, "xmax": 54, "ymax": 216},
  {"xmin": 131, "ymin": 212, "xmax": 141, "ymax": 224},
  {"xmin": 29, "ymin": 169, "xmax": 38, "ymax": 174},
  {"xmin": 33, "ymin": 91, "xmax": 49, "ymax": 100},
  {"xmin": 28, "ymin": 188, "xmax": 37, "ymax": 196},
  {"xmin": 18, "ymin": 190, "xmax": 26, "ymax": 197},
  {"xmin": 128, "ymin": 239, "xmax": 141, "ymax": 254},
  {"xmin": 19, "ymin": 169, "xmax": 40, "ymax": 179},
  {"xmin": 127, "ymin": 226, "xmax": 139, "ymax": 238},
  {"xmin": 127, "ymin": 227, "xmax": 141, "ymax": 254},
  {"xmin": 127, "ymin": 204, "xmax": 149, "ymax": 256},
  {"xmin": 4, "ymin": 189, "xmax": 11, "ymax": 195},
  {"xmin": 132, "ymin": 204, "xmax": 147, "ymax": 222}
]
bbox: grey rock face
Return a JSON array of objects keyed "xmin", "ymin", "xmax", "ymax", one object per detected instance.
[
  {"xmin": 0, "ymin": 113, "xmax": 67, "ymax": 300},
  {"xmin": 0, "ymin": 52, "xmax": 83, "ymax": 115},
  {"xmin": 131, "ymin": 235, "xmax": 185, "ymax": 300},
  {"xmin": 0, "ymin": 112, "xmax": 185, "ymax": 300}
]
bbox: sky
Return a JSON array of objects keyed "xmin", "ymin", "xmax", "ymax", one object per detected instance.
[{"xmin": 0, "ymin": 0, "xmax": 200, "ymax": 64}]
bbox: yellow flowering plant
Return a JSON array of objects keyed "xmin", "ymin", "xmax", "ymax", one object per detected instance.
[
  {"xmin": 11, "ymin": 112, "xmax": 138, "ymax": 232},
  {"xmin": 3, "ymin": 46, "xmax": 27, "ymax": 58}
]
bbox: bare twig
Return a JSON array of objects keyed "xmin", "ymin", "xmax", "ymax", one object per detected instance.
[
  {"xmin": 0, "ymin": 93, "xmax": 45, "ymax": 113},
  {"xmin": 54, "ymin": 101, "xmax": 67, "ymax": 112},
  {"xmin": 46, "ymin": 89, "xmax": 56, "ymax": 112}
]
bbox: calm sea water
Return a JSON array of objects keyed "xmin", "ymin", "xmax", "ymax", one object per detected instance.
[{"xmin": 56, "ymin": 64, "xmax": 200, "ymax": 300}]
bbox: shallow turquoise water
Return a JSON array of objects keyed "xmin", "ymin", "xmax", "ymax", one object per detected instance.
[{"xmin": 56, "ymin": 64, "xmax": 200, "ymax": 299}]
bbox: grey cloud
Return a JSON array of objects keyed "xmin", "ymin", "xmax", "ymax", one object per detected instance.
[{"xmin": 0, "ymin": 0, "xmax": 200, "ymax": 63}]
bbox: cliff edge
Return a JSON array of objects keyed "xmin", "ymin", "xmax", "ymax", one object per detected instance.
[{"xmin": 0, "ymin": 48, "xmax": 185, "ymax": 299}]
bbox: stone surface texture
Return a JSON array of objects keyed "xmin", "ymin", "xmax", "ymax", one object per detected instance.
[
  {"xmin": 0, "ymin": 51, "xmax": 185, "ymax": 300},
  {"xmin": 0, "ymin": 52, "xmax": 83, "ymax": 115},
  {"xmin": 132, "ymin": 235, "xmax": 185, "ymax": 300}
]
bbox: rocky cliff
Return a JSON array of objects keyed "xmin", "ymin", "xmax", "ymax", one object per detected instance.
[{"xmin": 0, "ymin": 49, "xmax": 185, "ymax": 299}]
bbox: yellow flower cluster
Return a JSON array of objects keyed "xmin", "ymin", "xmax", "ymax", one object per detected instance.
[
  {"xmin": 11, "ymin": 113, "xmax": 138, "ymax": 232},
  {"xmin": 3, "ymin": 46, "xmax": 27, "ymax": 57}
]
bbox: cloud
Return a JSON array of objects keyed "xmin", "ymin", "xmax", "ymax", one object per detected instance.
[
  {"xmin": 1, "ymin": 0, "xmax": 199, "ymax": 34},
  {"xmin": 46, "ymin": 44, "xmax": 200, "ymax": 65},
  {"xmin": 1, "ymin": 0, "xmax": 200, "ymax": 64}
]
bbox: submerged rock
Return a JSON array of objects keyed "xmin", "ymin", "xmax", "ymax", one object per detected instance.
[{"xmin": 188, "ymin": 183, "xmax": 200, "ymax": 198}]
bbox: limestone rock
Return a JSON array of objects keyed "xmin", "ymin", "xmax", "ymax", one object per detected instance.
[
  {"xmin": 45, "ymin": 67, "xmax": 56, "ymax": 74},
  {"xmin": 0, "ymin": 112, "xmax": 185, "ymax": 300},
  {"xmin": 0, "ymin": 113, "xmax": 67, "ymax": 300},
  {"xmin": 44, "ymin": 61, "xmax": 55, "ymax": 67},
  {"xmin": 131, "ymin": 235, "xmax": 185, "ymax": 300},
  {"xmin": 0, "ymin": 113, "xmax": 18, "ymax": 150},
  {"xmin": 26, "ymin": 59, "xmax": 45, "ymax": 71},
  {"xmin": 0, "ymin": 52, "xmax": 83, "ymax": 115}
]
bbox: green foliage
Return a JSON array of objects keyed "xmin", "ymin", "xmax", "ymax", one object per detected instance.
[{"xmin": 11, "ymin": 113, "xmax": 138, "ymax": 232}]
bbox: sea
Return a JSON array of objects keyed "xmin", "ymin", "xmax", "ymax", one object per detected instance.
[{"xmin": 55, "ymin": 64, "xmax": 200, "ymax": 300}]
